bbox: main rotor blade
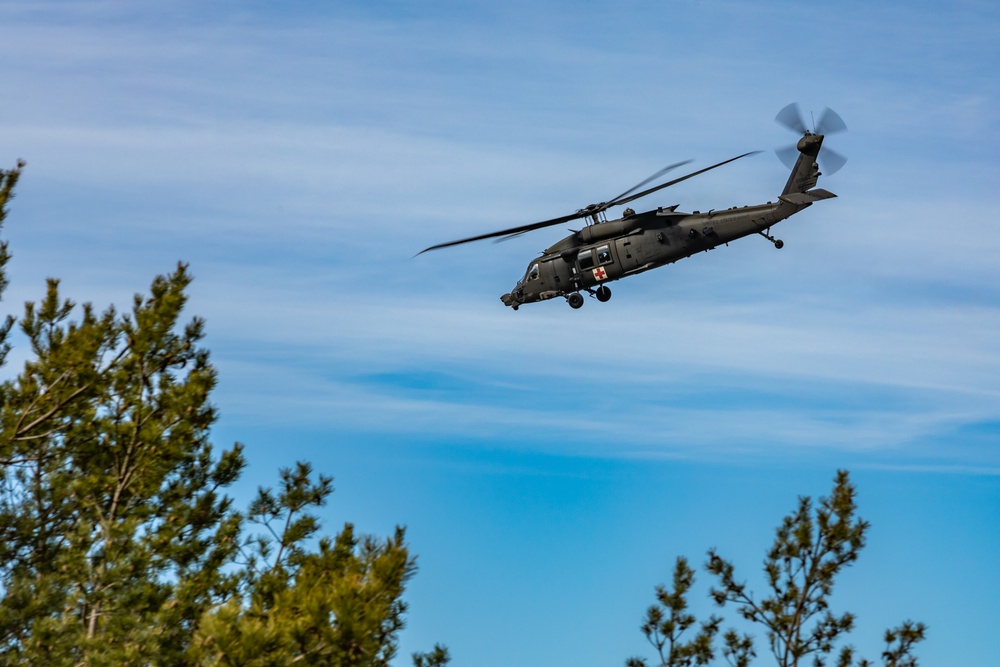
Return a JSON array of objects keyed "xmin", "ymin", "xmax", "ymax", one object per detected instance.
[
  {"xmin": 416, "ymin": 209, "xmax": 588, "ymax": 255},
  {"xmin": 417, "ymin": 165, "xmax": 692, "ymax": 255},
  {"xmin": 609, "ymin": 151, "xmax": 761, "ymax": 209},
  {"xmin": 775, "ymin": 102, "xmax": 808, "ymax": 135},
  {"xmin": 604, "ymin": 160, "xmax": 692, "ymax": 208},
  {"xmin": 417, "ymin": 152, "xmax": 758, "ymax": 255}
]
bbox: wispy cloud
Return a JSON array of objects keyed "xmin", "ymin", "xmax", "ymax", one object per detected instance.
[{"xmin": 2, "ymin": 0, "xmax": 999, "ymax": 475}]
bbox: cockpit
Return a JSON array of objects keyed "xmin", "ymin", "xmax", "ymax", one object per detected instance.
[{"xmin": 524, "ymin": 263, "xmax": 540, "ymax": 283}]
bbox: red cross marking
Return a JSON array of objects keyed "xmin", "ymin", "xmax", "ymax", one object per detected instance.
[{"xmin": 593, "ymin": 267, "xmax": 607, "ymax": 280}]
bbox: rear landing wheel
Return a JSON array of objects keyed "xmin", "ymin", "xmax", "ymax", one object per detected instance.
[
  {"xmin": 596, "ymin": 285, "xmax": 612, "ymax": 302},
  {"xmin": 759, "ymin": 230, "xmax": 783, "ymax": 249},
  {"xmin": 567, "ymin": 292, "xmax": 585, "ymax": 309}
]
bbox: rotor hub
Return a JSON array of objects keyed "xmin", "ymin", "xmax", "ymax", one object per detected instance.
[{"xmin": 797, "ymin": 133, "xmax": 824, "ymax": 156}]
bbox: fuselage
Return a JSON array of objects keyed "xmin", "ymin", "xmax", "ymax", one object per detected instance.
[{"xmin": 502, "ymin": 199, "xmax": 800, "ymax": 308}]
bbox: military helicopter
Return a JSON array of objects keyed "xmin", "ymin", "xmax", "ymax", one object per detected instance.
[{"xmin": 419, "ymin": 104, "xmax": 847, "ymax": 310}]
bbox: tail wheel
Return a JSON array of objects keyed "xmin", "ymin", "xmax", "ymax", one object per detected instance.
[
  {"xmin": 596, "ymin": 285, "xmax": 612, "ymax": 302},
  {"xmin": 567, "ymin": 292, "xmax": 585, "ymax": 309}
]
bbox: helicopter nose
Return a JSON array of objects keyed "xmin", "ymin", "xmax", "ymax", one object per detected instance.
[
  {"xmin": 501, "ymin": 289, "xmax": 519, "ymax": 306},
  {"xmin": 501, "ymin": 285, "xmax": 527, "ymax": 308}
]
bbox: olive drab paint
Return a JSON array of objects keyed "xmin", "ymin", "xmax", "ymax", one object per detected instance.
[{"xmin": 419, "ymin": 104, "xmax": 846, "ymax": 310}]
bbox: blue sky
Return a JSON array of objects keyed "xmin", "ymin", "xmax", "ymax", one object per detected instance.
[{"xmin": 2, "ymin": 0, "xmax": 999, "ymax": 664}]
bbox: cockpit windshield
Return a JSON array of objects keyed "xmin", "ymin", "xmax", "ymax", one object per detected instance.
[{"xmin": 525, "ymin": 263, "xmax": 540, "ymax": 282}]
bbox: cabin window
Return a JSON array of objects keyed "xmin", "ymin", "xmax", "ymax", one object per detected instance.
[
  {"xmin": 526, "ymin": 263, "xmax": 540, "ymax": 281},
  {"xmin": 597, "ymin": 245, "xmax": 612, "ymax": 265},
  {"xmin": 577, "ymin": 249, "xmax": 595, "ymax": 270}
]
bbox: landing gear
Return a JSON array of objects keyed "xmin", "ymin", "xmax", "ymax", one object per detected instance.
[
  {"xmin": 758, "ymin": 229, "xmax": 783, "ymax": 249},
  {"xmin": 567, "ymin": 286, "xmax": 612, "ymax": 309},
  {"xmin": 567, "ymin": 285, "xmax": 612, "ymax": 309}
]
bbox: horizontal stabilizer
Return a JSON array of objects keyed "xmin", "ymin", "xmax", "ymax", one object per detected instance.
[
  {"xmin": 778, "ymin": 188, "xmax": 837, "ymax": 205},
  {"xmin": 806, "ymin": 188, "xmax": 837, "ymax": 200}
]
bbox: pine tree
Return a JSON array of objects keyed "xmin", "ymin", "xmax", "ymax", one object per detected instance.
[
  {"xmin": 190, "ymin": 463, "xmax": 420, "ymax": 667},
  {"xmin": 626, "ymin": 557, "xmax": 721, "ymax": 667},
  {"xmin": 0, "ymin": 262, "xmax": 246, "ymax": 664},
  {"xmin": 629, "ymin": 471, "xmax": 925, "ymax": 667},
  {"xmin": 0, "ymin": 162, "xmax": 447, "ymax": 666}
]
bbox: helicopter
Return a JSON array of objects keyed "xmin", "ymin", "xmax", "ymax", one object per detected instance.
[{"xmin": 418, "ymin": 104, "xmax": 847, "ymax": 310}]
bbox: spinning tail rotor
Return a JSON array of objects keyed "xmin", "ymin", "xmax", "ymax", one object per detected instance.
[{"xmin": 775, "ymin": 103, "xmax": 848, "ymax": 175}]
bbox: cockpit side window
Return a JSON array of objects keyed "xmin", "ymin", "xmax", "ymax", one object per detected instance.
[
  {"xmin": 577, "ymin": 249, "xmax": 595, "ymax": 270},
  {"xmin": 526, "ymin": 263, "xmax": 540, "ymax": 281}
]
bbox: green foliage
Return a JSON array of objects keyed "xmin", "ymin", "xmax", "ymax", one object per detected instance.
[
  {"xmin": 629, "ymin": 471, "xmax": 925, "ymax": 667},
  {"xmin": 190, "ymin": 463, "xmax": 420, "ymax": 666},
  {"xmin": 0, "ymin": 262, "xmax": 244, "ymax": 665},
  {"xmin": 707, "ymin": 470, "xmax": 867, "ymax": 667},
  {"xmin": 0, "ymin": 160, "xmax": 22, "ymax": 365},
  {"xmin": 857, "ymin": 621, "xmax": 927, "ymax": 667},
  {"xmin": 626, "ymin": 557, "xmax": 722, "ymax": 667},
  {"xmin": 0, "ymin": 164, "xmax": 446, "ymax": 666},
  {"xmin": 412, "ymin": 644, "xmax": 451, "ymax": 667}
]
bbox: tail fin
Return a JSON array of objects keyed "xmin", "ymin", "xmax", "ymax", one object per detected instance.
[{"xmin": 781, "ymin": 134, "xmax": 825, "ymax": 196}]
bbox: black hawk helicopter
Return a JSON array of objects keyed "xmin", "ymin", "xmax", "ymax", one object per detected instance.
[{"xmin": 419, "ymin": 104, "xmax": 847, "ymax": 310}]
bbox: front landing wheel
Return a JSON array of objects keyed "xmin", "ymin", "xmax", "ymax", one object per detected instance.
[
  {"xmin": 596, "ymin": 285, "xmax": 612, "ymax": 302},
  {"xmin": 567, "ymin": 292, "xmax": 585, "ymax": 309}
]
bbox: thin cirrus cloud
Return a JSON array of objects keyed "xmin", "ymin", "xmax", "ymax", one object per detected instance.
[{"xmin": 0, "ymin": 1, "xmax": 998, "ymax": 474}]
